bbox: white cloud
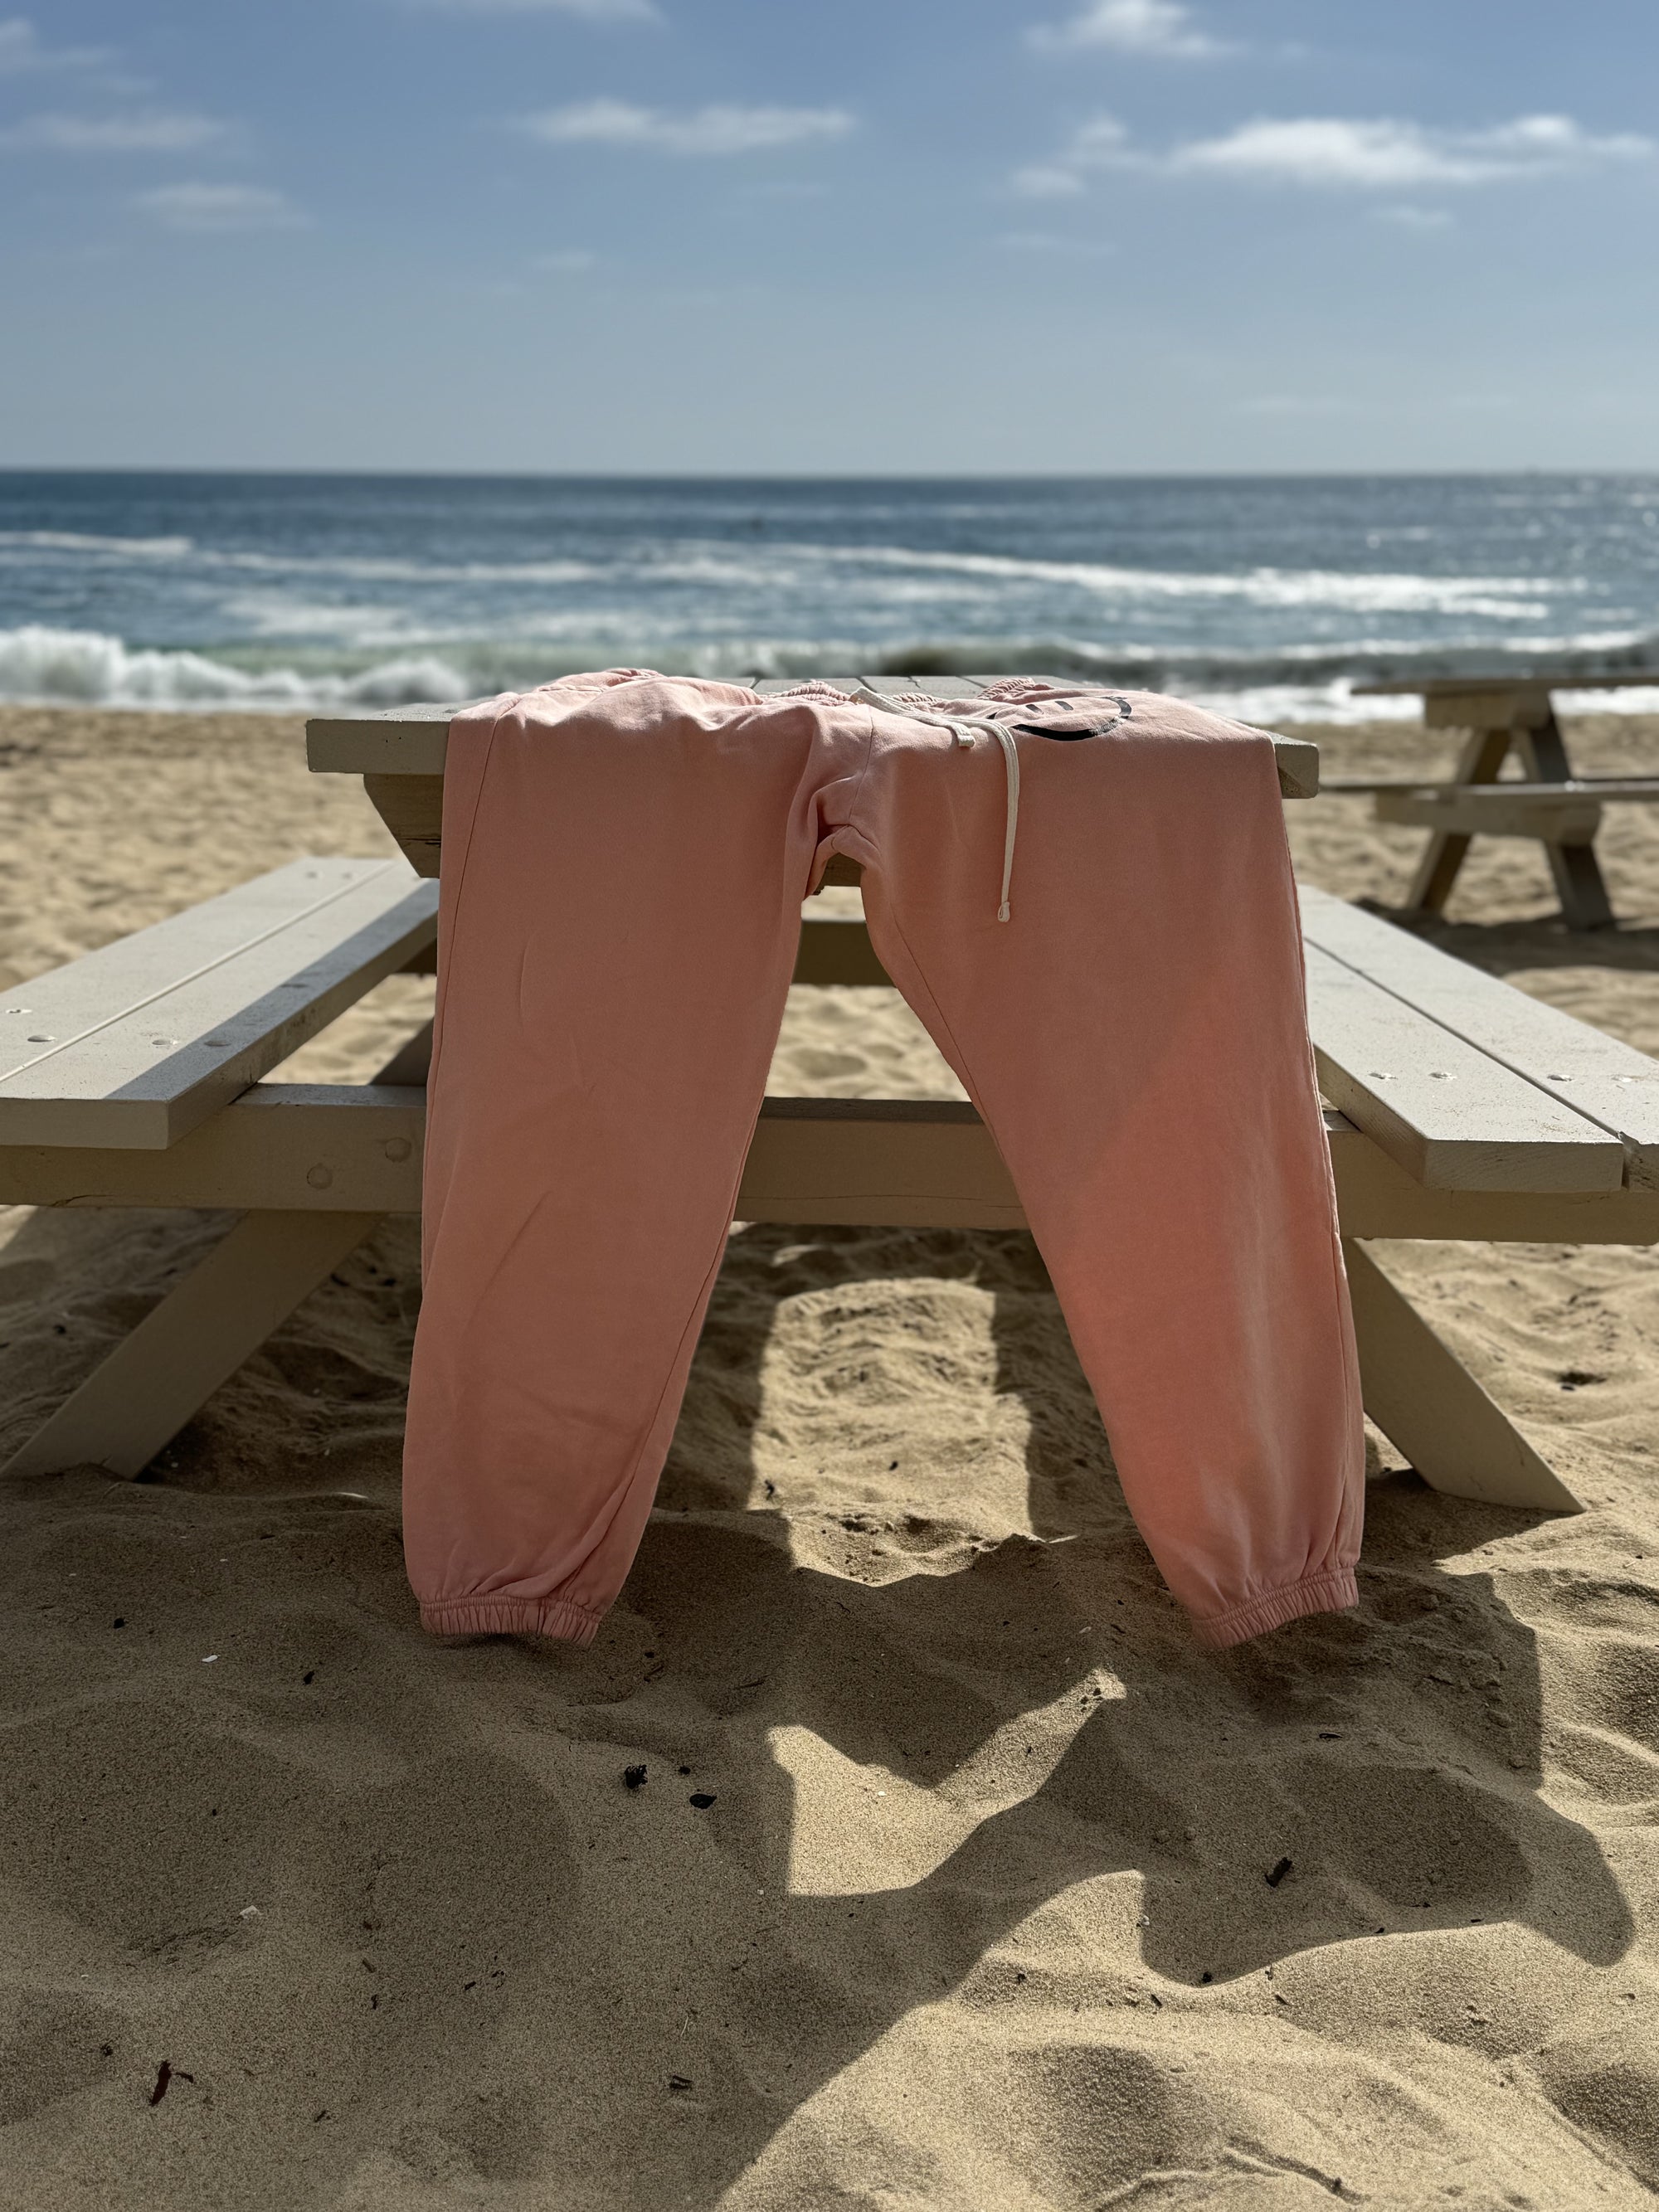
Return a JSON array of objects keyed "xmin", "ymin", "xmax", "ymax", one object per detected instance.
[
  {"xmin": 0, "ymin": 16, "xmax": 111, "ymax": 73},
  {"xmin": 1012, "ymin": 110, "xmax": 1654, "ymax": 197},
  {"xmin": 533, "ymin": 246, "xmax": 597, "ymax": 270},
  {"xmin": 0, "ymin": 109, "xmax": 228, "ymax": 152},
  {"xmin": 1171, "ymin": 114, "xmax": 1654, "ymax": 187},
  {"xmin": 407, "ymin": 0, "xmax": 660, "ymax": 17},
  {"xmin": 134, "ymin": 182, "xmax": 305, "ymax": 232},
  {"xmin": 1030, "ymin": 0, "xmax": 1224, "ymax": 57},
  {"xmin": 521, "ymin": 98, "xmax": 854, "ymax": 156}
]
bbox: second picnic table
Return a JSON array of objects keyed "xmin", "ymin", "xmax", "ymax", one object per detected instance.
[{"xmin": 1334, "ymin": 668, "xmax": 1659, "ymax": 928}]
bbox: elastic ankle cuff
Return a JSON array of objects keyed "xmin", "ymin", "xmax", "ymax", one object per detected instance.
[
  {"xmin": 1192, "ymin": 1567, "xmax": 1359, "ymax": 1649},
  {"xmin": 419, "ymin": 1594, "xmax": 602, "ymax": 1646}
]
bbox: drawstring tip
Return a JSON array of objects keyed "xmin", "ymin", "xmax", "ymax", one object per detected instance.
[{"xmin": 996, "ymin": 902, "xmax": 1011, "ymax": 923}]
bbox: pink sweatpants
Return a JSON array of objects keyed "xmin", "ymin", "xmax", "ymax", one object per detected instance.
[{"xmin": 405, "ymin": 672, "xmax": 1363, "ymax": 1650}]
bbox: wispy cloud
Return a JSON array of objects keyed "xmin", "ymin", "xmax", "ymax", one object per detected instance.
[
  {"xmin": 1374, "ymin": 203, "xmax": 1452, "ymax": 231},
  {"xmin": 1014, "ymin": 111, "xmax": 1655, "ymax": 196},
  {"xmin": 134, "ymin": 182, "xmax": 305, "ymax": 232},
  {"xmin": 406, "ymin": 0, "xmax": 661, "ymax": 17},
  {"xmin": 1173, "ymin": 114, "xmax": 1653, "ymax": 187},
  {"xmin": 521, "ymin": 98, "xmax": 854, "ymax": 155},
  {"xmin": 533, "ymin": 246, "xmax": 597, "ymax": 270},
  {"xmin": 0, "ymin": 109, "xmax": 229, "ymax": 153},
  {"xmin": 1030, "ymin": 0, "xmax": 1224, "ymax": 58},
  {"xmin": 0, "ymin": 15, "xmax": 112, "ymax": 72}
]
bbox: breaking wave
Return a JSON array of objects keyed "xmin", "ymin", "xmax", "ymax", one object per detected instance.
[{"xmin": 4, "ymin": 623, "xmax": 1658, "ymax": 724}]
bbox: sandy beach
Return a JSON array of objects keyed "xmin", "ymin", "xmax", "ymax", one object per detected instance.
[{"xmin": 2, "ymin": 702, "xmax": 1658, "ymax": 2209}]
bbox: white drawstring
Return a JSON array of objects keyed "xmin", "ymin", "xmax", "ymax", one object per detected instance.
[{"xmin": 854, "ymin": 687, "xmax": 1021, "ymax": 923}]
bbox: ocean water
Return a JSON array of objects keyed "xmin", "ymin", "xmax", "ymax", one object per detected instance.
[{"xmin": 2, "ymin": 470, "xmax": 1657, "ymax": 723}]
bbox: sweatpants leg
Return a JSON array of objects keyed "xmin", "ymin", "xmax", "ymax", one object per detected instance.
[
  {"xmin": 403, "ymin": 676, "xmax": 872, "ymax": 1641},
  {"xmin": 837, "ymin": 698, "xmax": 1364, "ymax": 1646}
]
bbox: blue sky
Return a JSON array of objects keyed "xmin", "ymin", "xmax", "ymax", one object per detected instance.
[{"xmin": 2, "ymin": 1, "xmax": 1657, "ymax": 472}]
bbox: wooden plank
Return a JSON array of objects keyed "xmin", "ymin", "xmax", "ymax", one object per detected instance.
[
  {"xmin": 1326, "ymin": 778, "xmax": 1659, "ymax": 802},
  {"xmin": 1327, "ymin": 1114, "xmax": 1659, "ymax": 1243},
  {"xmin": 1355, "ymin": 671, "xmax": 1659, "ymax": 698},
  {"xmin": 364, "ymin": 772, "xmax": 443, "ymax": 878},
  {"xmin": 737, "ymin": 1097, "xmax": 1025, "ymax": 1229},
  {"xmin": 1344, "ymin": 1240, "xmax": 1582, "ymax": 1512},
  {"xmin": 1375, "ymin": 790, "xmax": 1603, "ymax": 842},
  {"xmin": 0, "ymin": 1084, "xmax": 427, "ymax": 1212},
  {"xmin": 0, "ymin": 1208, "xmax": 382, "ymax": 1480},
  {"xmin": 1303, "ymin": 942, "xmax": 1623, "ymax": 1193},
  {"xmin": 1512, "ymin": 710, "xmax": 1615, "ymax": 931},
  {"xmin": 306, "ymin": 705, "xmax": 452, "ymax": 774},
  {"xmin": 3, "ymin": 1083, "xmax": 1656, "ymax": 1244},
  {"xmin": 793, "ymin": 916, "xmax": 889, "ymax": 987},
  {"xmin": 309, "ymin": 694, "xmax": 1321, "ymax": 800},
  {"xmin": 0, "ymin": 858, "xmax": 391, "ymax": 1084},
  {"xmin": 0, "ymin": 858, "xmax": 438, "ymax": 1151},
  {"xmin": 1403, "ymin": 724, "xmax": 1514, "ymax": 913},
  {"xmin": 1301, "ymin": 886, "xmax": 1659, "ymax": 1187}
]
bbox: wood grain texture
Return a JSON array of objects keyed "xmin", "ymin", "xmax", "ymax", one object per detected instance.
[
  {"xmin": 1304, "ymin": 943, "xmax": 1623, "ymax": 1194},
  {"xmin": 308, "ymin": 685, "xmax": 1321, "ymax": 800},
  {"xmin": 1301, "ymin": 885, "xmax": 1659, "ymax": 1187},
  {"xmin": 0, "ymin": 858, "xmax": 437, "ymax": 1150},
  {"xmin": 0, "ymin": 1208, "xmax": 383, "ymax": 1480},
  {"xmin": 1343, "ymin": 1239, "xmax": 1582, "ymax": 1512}
]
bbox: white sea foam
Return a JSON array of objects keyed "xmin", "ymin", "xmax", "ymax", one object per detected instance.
[
  {"xmin": 0, "ymin": 530, "xmax": 197, "ymax": 560},
  {"xmin": 4, "ymin": 624, "xmax": 1658, "ymax": 722},
  {"xmin": 0, "ymin": 627, "xmax": 471, "ymax": 709},
  {"xmin": 776, "ymin": 542, "xmax": 1564, "ymax": 616},
  {"xmin": 0, "ymin": 526, "xmax": 1571, "ymax": 621}
]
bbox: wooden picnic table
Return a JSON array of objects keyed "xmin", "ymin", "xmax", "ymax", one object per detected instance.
[
  {"xmin": 1337, "ymin": 669, "xmax": 1659, "ymax": 928},
  {"xmin": 8, "ymin": 673, "xmax": 1659, "ymax": 1518}
]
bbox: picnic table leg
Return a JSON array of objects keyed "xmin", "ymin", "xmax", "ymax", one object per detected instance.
[
  {"xmin": 1342, "ymin": 1241, "xmax": 1581, "ymax": 1512},
  {"xmin": 1, "ymin": 1209, "xmax": 384, "ymax": 1480},
  {"xmin": 1515, "ymin": 707, "xmax": 1615, "ymax": 931},
  {"xmin": 1402, "ymin": 725, "xmax": 1513, "ymax": 914},
  {"xmin": 0, "ymin": 1019, "xmax": 435, "ymax": 1483}
]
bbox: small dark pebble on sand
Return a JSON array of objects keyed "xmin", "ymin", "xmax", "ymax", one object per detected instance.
[
  {"xmin": 1266, "ymin": 1857, "xmax": 1293, "ymax": 1888},
  {"xmin": 669, "ymin": 2075, "xmax": 693, "ymax": 2093},
  {"xmin": 624, "ymin": 1764, "xmax": 647, "ymax": 1790},
  {"xmin": 689, "ymin": 1792, "xmax": 717, "ymax": 1809}
]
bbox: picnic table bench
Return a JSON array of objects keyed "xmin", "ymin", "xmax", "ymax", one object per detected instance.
[
  {"xmin": 7, "ymin": 676, "xmax": 1659, "ymax": 1529},
  {"xmin": 1333, "ymin": 669, "xmax": 1659, "ymax": 929}
]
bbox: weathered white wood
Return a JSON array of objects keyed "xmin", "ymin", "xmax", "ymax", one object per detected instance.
[
  {"xmin": 0, "ymin": 858, "xmax": 437, "ymax": 1150},
  {"xmin": 1301, "ymin": 886, "xmax": 1659, "ymax": 1188},
  {"xmin": 307, "ymin": 692, "xmax": 1321, "ymax": 799},
  {"xmin": 1326, "ymin": 778, "xmax": 1659, "ymax": 803},
  {"xmin": 1353, "ymin": 672, "xmax": 1659, "ymax": 732},
  {"xmin": 0, "ymin": 1084, "xmax": 427, "ymax": 1212},
  {"xmin": 1303, "ymin": 941, "xmax": 1623, "ymax": 1193},
  {"xmin": 306, "ymin": 707, "xmax": 453, "ymax": 773},
  {"xmin": 1374, "ymin": 790, "xmax": 1603, "ymax": 843},
  {"xmin": 1343, "ymin": 1240, "xmax": 1582, "ymax": 1511},
  {"xmin": 5, "ymin": 1082, "xmax": 1658, "ymax": 1246},
  {"xmin": 0, "ymin": 1208, "xmax": 382, "ymax": 1480},
  {"xmin": 1326, "ymin": 1114, "xmax": 1659, "ymax": 1244}
]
